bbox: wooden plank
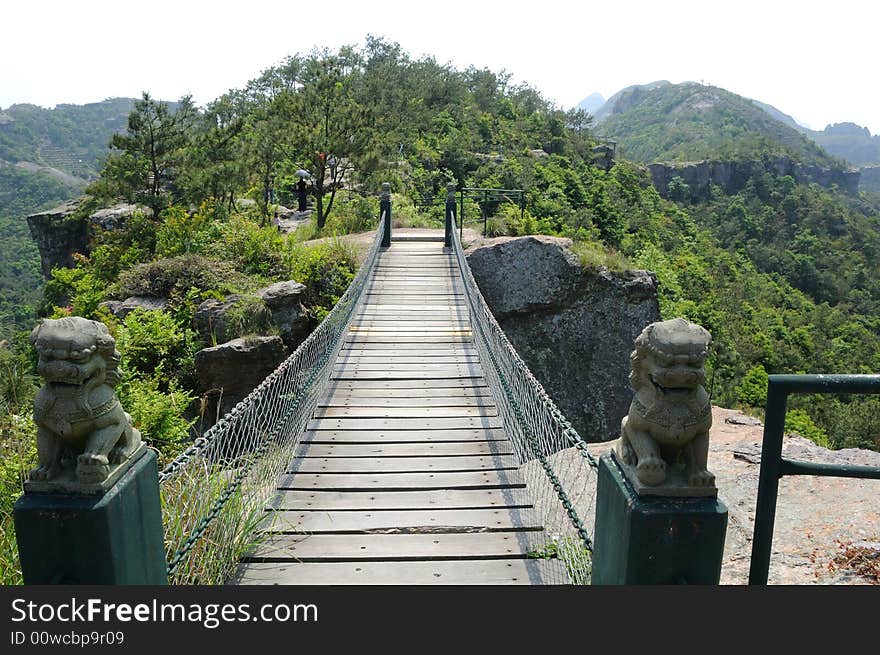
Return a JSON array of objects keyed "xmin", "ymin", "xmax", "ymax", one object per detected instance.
[
  {"xmin": 331, "ymin": 370, "xmax": 481, "ymax": 380},
  {"xmin": 270, "ymin": 488, "xmax": 530, "ymax": 510},
  {"xmin": 243, "ymin": 532, "xmax": 538, "ymax": 561},
  {"xmin": 337, "ymin": 351, "xmax": 479, "ymax": 359},
  {"xmin": 290, "ymin": 455, "xmax": 518, "ymax": 473},
  {"xmin": 233, "ymin": 559, "xmax": 564, "ymax": 585},
  {"xmin": 349, "ymin": 322, "xmax": 471, "ymax": 330},
  {"xmin": 299, "ymin": 442, "xmax": 513, "ymax": 457},
  {"xmin": 277, "ymin": 470, "xmax": 523, "ymax": 491},
  {"xmin": 332, "ymin": 363, "xmax": 483, "ymax": 372},
  {"xmin": 319, "ymin": 387, "xmax": 493, "ymax": 400},
  {"xmin": 331, "ymin": 356, "xmax": 481, "ymax": 364},
  {"xmin": 340, "ymin": 342, "xmax": 474, "ymax": 350},
  {"xmin": 258, "ymin": 507, "xmax": 543, "ymax": 533},
  {"xmin": 300, "ymin": 428, "xmax": 507, "ymax": 443},
  {"xmin": 307, "ymin": 417, "xmax": 504, "ymax": 431},
  {"xmin": 344, "ymin": 337, "xmax": 474, "ymax": 344},
  {"xmin": 312, "ymin": 406, "xmax": 498, "ymax": 419},
  {"xmin": 318, "ymin": 395, "xmax": 495, "ymax": 406},
  {"xmin": 322, "ymin": 379, "xmax": 487, "ymax": 389}
]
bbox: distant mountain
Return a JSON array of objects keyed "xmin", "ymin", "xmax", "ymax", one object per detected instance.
[
  {"xmin": 804, "ymin": 123, "xmax": 880, "ymax": 167},
  {"xmin": 590, "ymin": 81, "xmax": 672, "ymax": 124},
  {"xmin": 0, "ymin": 97, "xmax": 135, "ymax": 180},
  {"xmin": 576, "ymin": 92, "xmax": 605, "ymax": 116},
  {"xmin": 747, "ymin": 102, "xmax": 880, "ymax": 167},
  {"xmin": 594, "ymin": 81, "xmax": 842, "ymax": 168}
]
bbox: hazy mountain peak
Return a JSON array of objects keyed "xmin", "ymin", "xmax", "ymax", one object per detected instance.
[{"xmin": 576, "ymin": 92, "xmax": 605, "ymax": 115}]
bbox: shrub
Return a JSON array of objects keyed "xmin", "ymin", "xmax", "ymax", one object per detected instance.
[
  {"xmin": 223, "ymin": 296, "xmax": 275, "ymax": 341},
  {"xmin": 0, "ymin": 411, "xmax": 36, "ymax": 584},
  {"xmin": 570, "ymin": 240, "xmax": 632, "ymax": 272},
  {"xmin": 736, "ymin": 364, "xmax": 769, "ymax": 407},
  {"xmin": 115, "ymin": 309, "xmax": 199, "ymax": 383},
  {"xmin": 323, "ymin": 194, "xmax": 379, "ymax": 235},
  {"xmin": 210, "ymin": 216, "xmax": 288, "ymax": 277},
  {"xmin": 114, "ymin": 255, "xmax": 244, "ymax": 299},
  {"xmin": 42, "ymin": 266, "xmax": 107, "ymax": 319},
  {"xmin": 290, "ymin": 240, "xmax": 357, "ymax": 319},
  {"xmin": 785, "ymin": 408, "xmax": 829, "ymax": 448},
  {"xmin": 116, "ymin": 371, "xmax": 193, "ymax": 465},
  {"xmin": 155, "ymin": 203, "xmax": 216, "ymax": 258}
]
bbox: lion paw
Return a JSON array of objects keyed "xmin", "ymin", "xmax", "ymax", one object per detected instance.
[
  {"xmin": 689, "ymin": 469, "xmax": 715, "ymax": 487},
  {"xmin": 76, "ymin": 453, "xmax": 110, "ymax": 484},
  {"xmin": 636, "ymin": 456, "xmax": 666, "ymax": 485},
  {"xmin": 29, "ymin": 464, "xmax": 61, "ymax": 481}
]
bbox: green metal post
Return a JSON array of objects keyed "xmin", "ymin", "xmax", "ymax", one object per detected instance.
[
  {"xmin": 380, "ymin": 182, "xmax": 391, "ymax": 247},
  {"xmin": 459, "ymin": 190, "xmax": 464, "ymax": 241},
  {"xmin": 748, "ymin": 383, "xmax": 787, "ymax": 584},
  {"xmin": 445, "ymin": 184, "xmax": 456, "ymax": 247},
  {"xmin": 746, "ymin": 383, "xmax": 788, "ymax": 584}
]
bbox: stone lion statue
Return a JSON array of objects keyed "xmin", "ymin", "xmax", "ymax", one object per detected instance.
[
  {"xmin": 618, "ymin": 318, "xmax": 715, "ymax": 490},
  {"xmin": 30, "ymin": 317, "xmax": 142, "ymax": 485}
]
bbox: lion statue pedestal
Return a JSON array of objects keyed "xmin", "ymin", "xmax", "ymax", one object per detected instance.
[
  {"xmin": 13, "ymin": 317, "xmax": 166, "ymax": 584},
  {"xmin": 592, "ymin": 318, "xmax": 728, "ymax": 585}
]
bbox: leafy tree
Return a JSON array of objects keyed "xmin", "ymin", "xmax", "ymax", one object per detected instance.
[
  {"xmin": 92, "ymin": 93, "xmax": 196, "ymax": 217},
  {"xmin": 282, "ymin": 49, "xmax": 376, "ymax": 228}
]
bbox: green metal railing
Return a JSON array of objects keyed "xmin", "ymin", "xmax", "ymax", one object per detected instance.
[{"xmin": 749, "ymin": 374, "xmax": 880, "ymax": 585}]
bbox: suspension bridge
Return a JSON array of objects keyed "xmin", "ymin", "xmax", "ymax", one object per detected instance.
[{"xmin": 157, "ymin": 198, "xmax": 599, "ymax": 585}]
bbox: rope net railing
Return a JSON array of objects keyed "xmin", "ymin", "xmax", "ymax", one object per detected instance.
[
  {"xmin": 158, "ymin": 216, "xmax": 386, "ymax": 585},
  {"xmin": 449, "ymin": 212, "xmax": 599, "ymax": 584}
]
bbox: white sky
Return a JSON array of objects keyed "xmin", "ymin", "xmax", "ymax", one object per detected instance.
[{"xmin": 2, "ymin": 0, "xmax": 878, "ymax": 134}]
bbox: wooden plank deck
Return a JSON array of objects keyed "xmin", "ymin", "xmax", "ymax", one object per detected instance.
[{"xmin": 233, "ymin": 231, "xmax": 567, "ymax": 585}]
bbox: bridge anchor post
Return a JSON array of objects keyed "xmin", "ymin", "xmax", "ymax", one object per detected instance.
[
  {"xmin": 445, "ymin": 183, "xmax": 456, "ymax": 247},
  {"xmin": 380, "ymin": 182, "xmax": 391, "ymax": 247},
  {"xmin": 592, "ymin": 318, "xmax": 728, "ymax": 584}
]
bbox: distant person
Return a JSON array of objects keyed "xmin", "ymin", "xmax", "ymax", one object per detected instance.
[
  {"xmin": 297, "ymin": 178, "xmax": 308, "ymax": 212},
  {"xmin": 328, "ymin": 154, "xmax": 338, "ymax": 182}
]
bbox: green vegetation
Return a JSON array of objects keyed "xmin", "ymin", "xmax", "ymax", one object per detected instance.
[
  {"xmin": 0, "ymin": 98, "xmax": 138, "ymax": 337},
  {"xmin": 599, "ymin": 82, "xmax": 843, "ymax": 167},
  {"xmin": 3, "ymin": 38, "xmax": 880, "ymax": 583}
]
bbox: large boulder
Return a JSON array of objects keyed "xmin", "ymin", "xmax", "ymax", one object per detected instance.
[
  {"xmin": 101, "ymin": 296, "xmax": 168, "ymax": 319},
  {"xmin": 259, "ymin": 280, "xmax": 309, "ymax": 349},
  {"xmin": 193, "ymin": 294, "xmax": 243, "ymax": 345},
  {"xmin": 193, "ymin": 336, "xmax": 288, "ymax": 432},
  {"xmin": 192, "ymin": 281, "xmax": 309, "ymax": 349},
  {"xmin": 466, "ymin": 235, "xmax": 660, "ymax": 442}
]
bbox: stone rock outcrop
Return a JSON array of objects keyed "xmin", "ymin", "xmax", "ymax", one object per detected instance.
[
  {"xmin": 259, "ymin": 281, "xmax": 309, "ymax": 349},
  {"xmin": 27, "ymin": 200, "xmax": 150, "ymax": 278},
  {"xmin": 26, "ymin": 200, "xmax": 90, "ymax": 278},
  {"xmin": 193, "ymin": 295, "xmax": 244, "ymax": 345},
  {"xmin": 192, "ymin": 281, "xmax": 309, "ymax": 350},
  {"xmin": 193, "ymin": 336, "xmax": 288, "ymax": 432},
  {"xmin": 101, "ymin": 296, "xmax": 168, "ymax": 319},
  {"xmin": 466, "ymin": 235, "xmax": 660, "ymax": 442},
  {"xmin": 649, "ymin": 156, "xmax": 860, "ymax": 200}
]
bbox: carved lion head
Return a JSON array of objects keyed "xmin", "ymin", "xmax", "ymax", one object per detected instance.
[
  {"xmin": 30, "ymin": 317, "xmax": 121, "ymax": 387},
  {"xmin": 630, "ymin": 318, "xmax": 712, "ymax": 394}
]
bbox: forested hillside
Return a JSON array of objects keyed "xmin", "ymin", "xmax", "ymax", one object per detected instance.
[{"xmin": 0, "ymin": 98, "xmax": 139, "ymax": 333}]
